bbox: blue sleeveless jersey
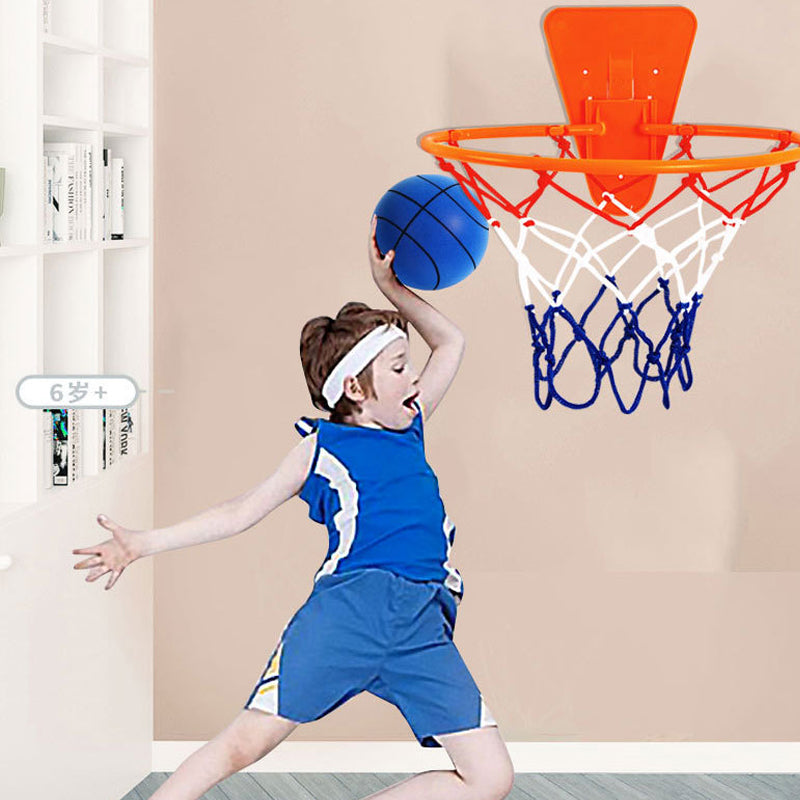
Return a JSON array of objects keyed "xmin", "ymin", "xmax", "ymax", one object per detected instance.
[{"xmin": 295, "ymin": 403, "xmax": 463, "ymax": 601}]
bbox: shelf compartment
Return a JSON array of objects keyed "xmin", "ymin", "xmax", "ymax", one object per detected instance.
[
  {"xmin": 102, "ymin": 133, "xmax": 151, "ymax": 241},
  {"xmin": 43, "ymin": 49, "xmax": 100, "ymax": 122},
  {"xmin": 43, "ymin": 250, "xmax": 101, "ymax": 374},
  {"xmin": 45, "ymin": 0, "xmax": 100, "ymax": 47},
  {"xmin": 104, "ymin": 60, "xmax": 149, "ymax": 130},
  {"xmin": 103, "ymin": 0, "xmax": 150, "ymax": 60}
]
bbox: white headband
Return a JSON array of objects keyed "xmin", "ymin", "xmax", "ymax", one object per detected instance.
[{"xmin": 322, "ymin": 324, "xmax": 407, "ymax": 408}]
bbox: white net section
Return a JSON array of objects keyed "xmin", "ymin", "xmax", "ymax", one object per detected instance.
[{"xmin": 491, "ymin": 188, "xmax": 743, "ymax": 310}]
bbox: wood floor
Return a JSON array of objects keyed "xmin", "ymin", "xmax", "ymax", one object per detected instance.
[{"xmin": 123, "ymin": 772, "xmax": 800, "ymax": 799}]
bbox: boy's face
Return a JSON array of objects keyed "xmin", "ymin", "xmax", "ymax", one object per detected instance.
[{"xmin": 347, "ymin": 337, "xmax": 419, "ymax": 430}]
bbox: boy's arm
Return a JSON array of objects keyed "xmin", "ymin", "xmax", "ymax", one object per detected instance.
[
  {"xmin": 136, "ymin": 433, "xmax": 316, "ymax": 557},
  {"xmin": 369, "ymin": 218, "xmax": 465, "ymax": 421}
]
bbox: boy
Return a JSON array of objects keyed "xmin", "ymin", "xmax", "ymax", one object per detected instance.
[{"xmin": 72, "ymin": 219, "xmax": 514, "ymax": 800}]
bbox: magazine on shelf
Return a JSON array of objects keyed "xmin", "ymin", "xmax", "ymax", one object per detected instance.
[
  {"xmin": 120, "ymin": 403, "xmax": 140, "ymax": 458},
  {"xmin": 44, "ymin": 143, "xmax": 96, "ymax": 242},
  {"xmin": 43, "ymin": 157, "xmax": 54, "ymax": 242},
  {"xmin": 45, "ymin": 145, "xmax": 76, "ymax": 242},
  {"xmin": 50, "ymin": 409, "xmax": 69, "ymax": 486}
]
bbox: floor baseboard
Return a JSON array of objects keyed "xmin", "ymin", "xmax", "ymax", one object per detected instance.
[{"xmin": 152, "ymin": 741, "xmax": 800, "ymax": 773}]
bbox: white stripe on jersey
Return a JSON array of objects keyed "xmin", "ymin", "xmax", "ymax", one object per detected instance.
[
  {"xmin": 441, "ymin": 515, "xmax": 463, "ymax": 599},
  {"xmin": 480, "ymin": 696, "xmax": 497, "ymax": 727},
  {"xmin": 313, "ymin": 448, "xmax": 359, "ymax": 581}
]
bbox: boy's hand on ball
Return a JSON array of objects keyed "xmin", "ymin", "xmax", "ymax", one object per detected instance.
[
  {"xmin": 72, "ymin": 514, "xmax": 142, "ymax": 591},
  {"xmin": 369, "ymin": 215, "xmax": 399, "ymax": 290}
]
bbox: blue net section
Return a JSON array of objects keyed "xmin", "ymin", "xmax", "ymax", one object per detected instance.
[{"xmin": 526, "ymin": 277, "xmax": 702, "ymax": 413}]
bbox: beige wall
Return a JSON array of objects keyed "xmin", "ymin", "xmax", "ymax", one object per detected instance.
[{"xmin": 153, "ymin": 0, "xmax": 800, "ymax": 741}]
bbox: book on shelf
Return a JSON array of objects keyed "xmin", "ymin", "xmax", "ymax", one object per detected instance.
[
  {"xmin": 68, "ymin": 408, "xmax": 82, "ymax": 485},
  {"xmin": 43, "ymin": 409, "xmax": 84, "ymax": 488},
  {"xmin": 106, "ymin": 408, "xmax": 119, "ymax": 467},
  {"xmin": 103, "ymin": 149, "xmax": 110, "ymax": 241},
  {"xmin": 42, "ymin": 410, "xmax": 53, "ymax": 490},
  {"xmin": 44, "ymin": 160, "xmax": 54, "ymax": 242},
  {"xmin": 102, "ymin": 400, "xmax": 140, "ymax": 470},
  {"xmin": 47, "ymin": 409, "xmax": 69, "ymax": 486},
  {"xmin": 120, "ymin": 405, "xmax": 140, "ymax": 458},
  {"xmin": 111, "ymin": 156, "xmax": 124, "ymax": 240},
  {"xmin": 44, "ymin": 143, "xmax": 94, "ymax": 243},
  {"xmin": 103, "ymin": 149, "xmax": 125, "ymax": 241}
]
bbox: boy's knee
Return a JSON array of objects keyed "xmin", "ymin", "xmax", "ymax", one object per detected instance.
[
  {"xmin": 479, "ymin": 757, "xmax": 515, "ymax": 800},
  {"xmin": 226, "ymin": 709, "xmax": 297, "ymax": 769},
  {"xmin": 466, "ymin": 747, "xmax": 514, "ymax": 800}
]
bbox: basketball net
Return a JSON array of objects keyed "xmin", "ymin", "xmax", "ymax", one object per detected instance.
[{"xmin": 435, "ymin": 132, "xmax": 795, "ymax": 412}]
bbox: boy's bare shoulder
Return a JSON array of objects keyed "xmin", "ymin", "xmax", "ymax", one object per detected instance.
[
  {"xmin": 236, "ymin": 430, "xmax": 318, "ymax": 525},
  {"xmin": 289, "ymin": 429, "xmax": 318, "ymax": 482}
]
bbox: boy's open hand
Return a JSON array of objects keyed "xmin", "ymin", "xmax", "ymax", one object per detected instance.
[
  {"xmin": 369, "ymin": 215, "xmax": 400, "ymax": 291},
  {"xmin": 72, "ymin": 515, "xmax": 142, "ymax": 591}
]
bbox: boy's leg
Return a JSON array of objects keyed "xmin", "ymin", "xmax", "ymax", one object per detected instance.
[
  {"xmin": 360, "ymin": 726, "xmax": 514, "ymax": 800},
  {"xmin": 148, "ymin": 709, "xmax": 298, "ymax": 800}
]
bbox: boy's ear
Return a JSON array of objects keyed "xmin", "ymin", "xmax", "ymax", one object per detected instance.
[{"xmin": 342, "ymin": 375, "xmax": 366, "ymax": 403}]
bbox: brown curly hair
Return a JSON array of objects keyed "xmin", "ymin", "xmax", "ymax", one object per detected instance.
[{"xmin": 300, "ymin": 302, "xmax": 409, "ymax": 423}]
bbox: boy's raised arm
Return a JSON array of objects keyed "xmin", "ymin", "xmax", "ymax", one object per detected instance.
[
  {"xmin": 73, "ymin": 434, "xmax": 316, "ymax": 590},
  {"xmin": 369, "ymin": 217, "xmax": 465, "ymax": 421}
]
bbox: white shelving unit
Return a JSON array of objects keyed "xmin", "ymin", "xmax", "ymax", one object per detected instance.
[
  {"xmin": 0, "ymin": 0, "xmax": 152, "ymax": 519},
  {"xmin": 0, "ymin": 2, "xmax": 155, "ymax": 796}
]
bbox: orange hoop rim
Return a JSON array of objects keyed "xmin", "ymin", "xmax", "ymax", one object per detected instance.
[{"xmin": 418, "ymin": 123, "xmax": 800, "ymax": 174}]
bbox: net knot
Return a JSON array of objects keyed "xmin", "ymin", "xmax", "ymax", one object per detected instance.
[
  {"xmin": 630, "ymin": 223, "xmax": 659, "ymax": 249},
  {"xmin": 555, "ymin": 136, "xmax": 572, "ymax": 154},
  {"xmin": 647, "ymin": 351, "xmax": 662, "ymax": 365},
  {"xmin": 722, "ymin": 217, "xmax": 744, "ymax": 229},
  {"xmin": 437, "ymin": 157, "xmax": 457, "ymax": 175},
  {"xmin": 678, "ymin": 134, "xmax": 695, "ymax": 157}
]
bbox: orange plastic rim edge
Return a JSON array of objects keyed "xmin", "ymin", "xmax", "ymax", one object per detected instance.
[{"xmin": 418, "ymin": 123, "xmax": 800, "ymax": 175}]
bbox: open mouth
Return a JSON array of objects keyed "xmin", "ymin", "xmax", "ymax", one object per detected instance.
[{"xmin": 402, "ymin": 392, "xmax": 419, "ymax": 410}]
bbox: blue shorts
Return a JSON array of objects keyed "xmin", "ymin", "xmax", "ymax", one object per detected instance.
[{"xmin": 244, "ymin": 568, "xmax": 496, "ymax": 748}]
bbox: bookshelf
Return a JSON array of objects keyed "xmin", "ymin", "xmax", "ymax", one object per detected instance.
[
  {"xmin": 0, "ymin": 0, "xmax": 152, "ymax": 519},
  {"xmin": 0, "ymin": 1, "xmax": 154, "ymax": 795}
]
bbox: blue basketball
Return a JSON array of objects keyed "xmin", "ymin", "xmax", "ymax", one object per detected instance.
[{"xmin": 373, "ymin": 174, "xmax": 490, "ymax": 290}]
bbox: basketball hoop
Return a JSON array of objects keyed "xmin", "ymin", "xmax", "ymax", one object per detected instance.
[{"xmin": 418, "ymin": 6, "xmax": 800, "ymax": 412}]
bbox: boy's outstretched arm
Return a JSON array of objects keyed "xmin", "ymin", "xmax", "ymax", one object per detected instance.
[
  {"xmin": 72, "ymin": 434, "xmax": 316, "ymax": 590},
  {"xmin": 369, "ymin": 217, "xmax": 465, "ymax": 421}
]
